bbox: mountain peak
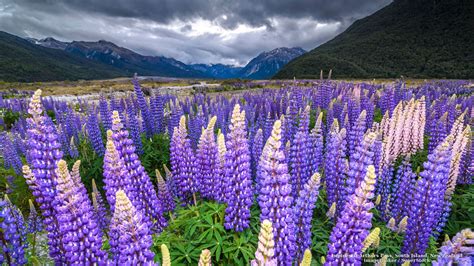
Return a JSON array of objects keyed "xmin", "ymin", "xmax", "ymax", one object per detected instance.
[{"xmin": 240, "ymin": 47, "xmax": 306, "ymax": 79}]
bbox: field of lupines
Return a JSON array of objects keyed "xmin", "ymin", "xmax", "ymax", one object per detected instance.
[{"xmin": 0, "ymin": 78, "xmax": 473, "ymax": 265}]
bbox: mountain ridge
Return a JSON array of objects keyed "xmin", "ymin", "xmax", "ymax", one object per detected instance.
[
  {"xmin": 28, "ymin": 36, "xmax": 306, "ymax": 80},
  {"xmin": 274, "ymin": 0, "xmax": 474, "ymax": 79}
]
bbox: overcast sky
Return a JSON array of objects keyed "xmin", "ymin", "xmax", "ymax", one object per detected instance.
[{"xmin": 0, "ymin": 0, "xmax": 391, "ymax": 66}]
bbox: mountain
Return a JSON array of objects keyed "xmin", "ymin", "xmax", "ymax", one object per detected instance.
[
  {"xmin": 189, "ymin": 47, "xmax": 305, "ymax": 79},
  {"xmin": 240, "ymin": 47, "xmax": 306, "ymax": 79},
  {"xmin": 189, "ymin": 64, "xmax": 243, "ymax": 79},
  {"xmin": 3, "ymin": 29, "xmax": 304, "ymax": 81},
  {"xmin": 0, "ymin": 31, "xmax": 126, "ymax": 82},
  {"xmin": 30, "ymin": 37, "xmax": 304, "ymax": 79},
  {"xmin": 27, "ymin": 37, "xmax": 69, "ymax": 50},
  {"xmin": 274, "ymin": 0, "xmax": 474, "ymax": 79},
  {"xmin": 64, "ymin": 40, "xmax": 208, "ymax": 78}
]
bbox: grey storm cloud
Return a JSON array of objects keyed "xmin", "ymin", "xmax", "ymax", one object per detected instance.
[{"xmin": 0, "ymin": 0, "xmax": 391, "ymax": 65}]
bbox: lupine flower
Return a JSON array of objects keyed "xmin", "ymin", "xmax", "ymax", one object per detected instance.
[
  {"xmin": 344, "ymin": 132, "xmax": 377, "ymax": 207},
  {"xmin": 25, "ymin": 89, "xmax": 65, "ymax": 263},
  {"xmin": 324, "ymin": 120, "xmax": 348, "ymax": 214},
  {"xmin": 198, "ymin": 249, "xmax": 212, "ymax": 266},
  {"xmin": 111, "ymin": 111, "xmax": 167, "ymax": 231},
  {"xmin": 0, "ymin": 196, "xmax": 28, "ymax": 265},
  {"xmin": 290, "ymin": 106, "xmax": 312, "ymax": 198},
  {"xmin": 109, "ymin": 190, "xmax": 156, "ymax": 265},
  {"xmin": 170, "ymin": 116, "xmax": 197, "ymax": 203},
  {"xmin": 91, "ymin": 179, "xmax": 110, "ymax": 230},
  {"xmin": 294, "ymin": 173, "xmax": 321, "ymax": 262},
  {"xmin": 126, "ymin": 99, "xmax": 144, "ymax": 155},
  {"xmin": 401, "ymin": 139, "xmax": 452, "ymax": 264},
  {"xmin": 0, "ymin": 133, "xmax": 22, "ymax": 174},
  {"xmin": 252, "ymin": 128, "xmax": 264, "ymax": 182},
  {"xmin": 389, "ymin": 159, "xmax": 416, "ymax": 224},
  {"xmin": 326, "ymin": 165, "xmax": 377, "ymax": 265},
  {"xmin": 156, "ymin": 169, "xmax": 175, "ymax": 213},
  {"xmin": 196, "ymin": 116, "xmax": 220, "ymax": 200},
  {"xmin": 27, "ymin": 199, "xmax": 42, "ymax": 234},
  {"xmin": 436, "ymin": 121, "xmax": 470, "ymax": 237},
  {"xmin": 300, "ymin": 249, "xmax": 313, "ymax": 266},
  {"xmin": 258, "ymin": 119, "xmax": 295, "ymax": 265},
  {"xmin": 163, "ymin": 163, "xmax": 177, "ymax": 198},
  {"xmin": 132, "ymin": 76, "xmax": 153, "ymax": 137},
  {"xmin": 458, "ymin": 136, "xmax": 472, "ymax": 184},
  {"xmin": 348, "ymin": 110, "xmax": 366, "ymax": 155},
  {"xmin": 224, "ymin": 104, "xmax": 253, "ymax": 232},
  {"xmin": 103, "ymin": 130, "xmax": 135, "ymax": 214},
  {"xmin": 216, "ymin": 130, "xmax": 227, "ymax": 201},
  {"xmin": 309, "ymin": 112, "xmax": 324, "ymax": 175},
  {"xmin": 161, "ymin": 244, "xmax": 171, "ymax": 266},
  {"xmin": 432, "ymin": 229, "xmax": 474, "ymax": 266},
  {"xmin": 99, "ymin": 93, "xmax": 112, "ymax": 130},
  {"xmin": 251, "ymin": 219, "xmax": 277, "ymax": 266},
  {"xmin": 362, "ymin": 227, "xmax": 381, "ymax": 252},
  {"xmin": 86, "ymin": 111, "xmax": 105, "ymax": 156},
  {"xmin": 54, "ymin": 160, "xmax": 106, "ymax": 264}
]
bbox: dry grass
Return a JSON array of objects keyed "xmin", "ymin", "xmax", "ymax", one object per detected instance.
[{"xmin": 0, "ymin": 78, "xmax": 198, "ymax": 96}]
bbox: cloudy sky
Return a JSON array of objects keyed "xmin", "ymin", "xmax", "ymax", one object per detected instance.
[{"xmin": 0, "ymin": 0, "xmax": 391, "ymax": 66}]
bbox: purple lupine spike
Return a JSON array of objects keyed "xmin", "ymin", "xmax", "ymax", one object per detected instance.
[
  {"xmin": 111, "ymin": 111, "xmax": 167, "ymax": 231},
  {"xmin": 294, "ymin": 173, "xmax": 321, "ymax": 262},
  {"xmin": 163, "ymin": 164, "xmax": 178, "ymax": 198},
  {"xmin": 0, "ymin": 196, "xmax": 28, "ymax": 265},
  {"xmin": 428, "ymin": 112, "xmax": 448, "ymax": 154},
  {"xmin": 170, "ymin": 115, "xmax": 197, "ymax": 203},
  {"xmin": 326, "ymin": 165, "xmax": 377, "ymax": 266},
  {"xmin": 324, "ymin": 120, "xmax": 348, "ymax": 216},
  {"xmin": 54, "ymin": 160, "xmax": 106, "ymax": 264},
  {"xmin": 91, "ymin": 179, "xmax": 110, "ymax": 230},
  {"xmin": 376, "ymin": 164, "xmax": 394, "ymax": 220},
  {"xmin": 347, "ymin": 110, "xmax": 367, "ymax": 155},
  {"xmin": 388, "ymin": 159, "xmax": 416, "ymax": 224},
  {"xmin": 401, "ymin": 139, "xmax": 452, "ymax": 265},
  {"xmin": 258, "ymin": 119, "xmax": 295, "ymax": 265},
  {"xmin": 0, "ymin": 133, "xmax": 22, "ymax": 175},
  {"xmin": 126, "ymin": 100, "xmax": 144, "ymax": 155},
  {"xmin": 309, "ymin": 112, "xmax": 324, "ymax": 175},
  {"xmin": 132, "ymin": 76, "xmax": 153, "ymax": 138},
  {"xmin": 344, "ymin": 132, "xmax": 377, "ymax": 204},
  {"xmin": 196, "ymin": 116, "xmax": 220, "ymax": 200},
  {"xmin": 86, "ymin": 110, "xmax": 105, "ymax": 156},
  {"xmin": 168, "ymin": 103, "xmax": 183, "ymax": 137},
  {"xmin": 155, "ymin": 169, "xmax": 175, "ymax": 213},
  {"xmin": 109, "ymin": 190, "xmax": 156, "ymax": 265},
  {"xmin": 252, "ymin": 128, "xmax": 264, "ymax": 188},
  {"xmin": 458, "ymin": 137, "xmax": 473, "ymax": 184},
  {"xmin": 27, "ymin": 199, "xmax": 42, "ymax": 234},
  {"xmin": 103, "ymin": 131, "xmax": 135, "ymax": 214},
  {"xmin": 290, "ymin": 105, "xmax": 312, "ymax": 198},
  {"xmin": 24, "ymin": 90, "xmax": 65, "ymax": 263},
  {"xmin": 224, "ymin": 104, "xmax": 253, "ymax": 232}
]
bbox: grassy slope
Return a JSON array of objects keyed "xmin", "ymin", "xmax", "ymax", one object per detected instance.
[
  {"xmin": 0, "ymin": 31, "xmax": 127, "ymax": 82},
  {"xmin": 274, "ymin": 0, "xmax": 474, "ymax": 79}
]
